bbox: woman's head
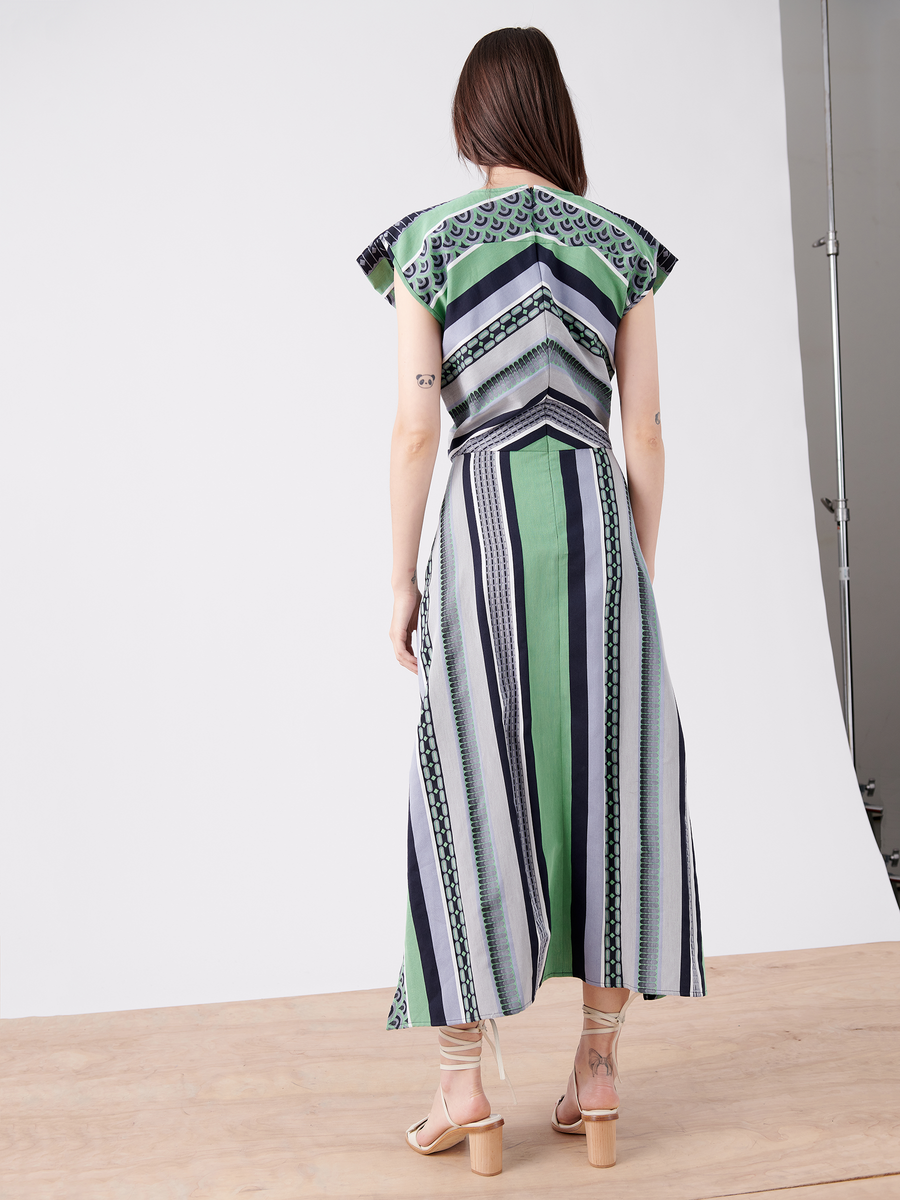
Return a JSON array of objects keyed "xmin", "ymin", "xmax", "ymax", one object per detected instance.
[{"xmin": 452, "ymin": 27, "xmax": 587, "ymax": 196}]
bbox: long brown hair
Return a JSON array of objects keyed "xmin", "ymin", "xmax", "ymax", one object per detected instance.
[{"xmin": 452, "ymin": 28, "xmax": 587, "ymax": 196}]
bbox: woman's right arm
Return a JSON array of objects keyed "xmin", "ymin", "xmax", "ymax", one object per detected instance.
[{"xmin": 389, "ymin": 267, "xmax": 443, "ymax": 673}]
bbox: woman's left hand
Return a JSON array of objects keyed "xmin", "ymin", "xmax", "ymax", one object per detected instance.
[{"xmin": 390, "ymin": 587, "xmax": 421, "ymax": 674}]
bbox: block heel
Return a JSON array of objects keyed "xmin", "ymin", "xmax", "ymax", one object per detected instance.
[
  {"xmin": 551, "ymin": 994, "xmax": 636, "ymax": 1168},
  {"xmin": 468, "ymin": 1119, "xmax": 504, "ymax": 1175},
  {"xmin": 405, "ymin": 1019, "xmax": 506, "ymax": 1175},
  {"xmin": 583, "ymin": 1111, "xmax": 617, "ymax": 1167}
]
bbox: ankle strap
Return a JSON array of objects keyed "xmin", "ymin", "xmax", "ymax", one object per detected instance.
[
  {"xmin": 438, "ymin": 1017, "xmax": 507, "ymax": 1082},
  {"xmin": 438, "ymin": 1025, "xmax": 484, "ymax": 1071},
  {"xmin": 580, "ymin": 991, "xmax": 636, "ymax": 1036}
]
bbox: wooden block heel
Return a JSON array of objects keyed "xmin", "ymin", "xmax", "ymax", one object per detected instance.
[
  {"xmin": 583, "ymin": 1111, "xmax": 617, "ymax": 1168},
  {"xmin": 468, "ymin": 1119, "xmax": 504, "ymax": 1176},
  {"xmin": 405, "ymin": 1020, "xmax": 507, "ymax": 1174},
  {"xmin": 550, "ymin": 995, "xmax": 636, "ymax": 1168}
]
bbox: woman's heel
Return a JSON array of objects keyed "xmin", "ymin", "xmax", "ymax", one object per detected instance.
[
  {"xmin": 584, "ymin": 1112, "xmax": 617, "ymax": 1168},
  {"xmin": 468, "ymin": 1120, "xmax": 504, "ymax": 1176}
]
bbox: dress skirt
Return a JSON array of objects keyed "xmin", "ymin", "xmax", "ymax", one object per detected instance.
[{"xmin": 387, "ymin": 426, "xmax": 705, "ymax": 1030}]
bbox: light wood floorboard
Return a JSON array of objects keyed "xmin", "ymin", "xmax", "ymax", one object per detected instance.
[
  {"xmin": 1, "ymin": 942, "xmax": 898, "ymax": 1198},
  {"xmin": 717, "ymin": 1178, "xmax": 900, "ymax": 1199}
]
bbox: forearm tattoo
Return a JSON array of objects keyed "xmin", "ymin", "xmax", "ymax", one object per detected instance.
[
  {"xmin": 415, "ymin": 374, "xmax": 435, "ymax": 388},
  {"xmin": 411, "ymin": 570, "xmax": 417, "ymax": 585},
  {"xmin": 654, "ymin": 411, "xmax": 660, "ymax": 425}
]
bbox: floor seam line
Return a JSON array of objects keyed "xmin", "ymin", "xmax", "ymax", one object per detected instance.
[{"xmin": 703, "ymin": 1169, "xmax": 900, "ymax": 1198}]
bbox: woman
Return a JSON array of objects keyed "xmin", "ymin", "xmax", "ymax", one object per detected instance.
[{"xmin": 358, "ymin": 26, "xmax": 705, "ymax": 1175}]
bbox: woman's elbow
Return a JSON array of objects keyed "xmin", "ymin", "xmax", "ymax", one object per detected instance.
[
  {"xmin": 393, "ymin": 425, "xmax": 440, "ymax": 457},
  {"xmin": 623, "ymin": 428, "xmax": 664, "ymax": 454}
]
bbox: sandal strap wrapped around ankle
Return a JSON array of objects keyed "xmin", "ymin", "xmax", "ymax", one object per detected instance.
[
  {"xmin": 438, "ymin": 1018, "xmax": 516, "ymax": 1103},
  {"xmin": 579, "ymin": 991, "xmax": 636, "ymax": 1035},
  {"xmin": 438, "ymin": 1017, "xmax": 507, "ymax": 1080},
  {"xmin": 438, "ymin": 1025, "xmax": 485, "ymax": 1071}
]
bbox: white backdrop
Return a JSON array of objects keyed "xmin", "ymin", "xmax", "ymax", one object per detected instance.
[{"xmin": 1, "ymin": 0, "xmax": 896, "ymax": 1018}]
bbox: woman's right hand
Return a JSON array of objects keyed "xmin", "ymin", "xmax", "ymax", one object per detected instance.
[{"xmin": 390, "ymin": 586, "xmax": 422, "ymax": 674}]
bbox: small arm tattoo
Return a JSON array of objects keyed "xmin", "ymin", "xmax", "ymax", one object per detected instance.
[
  {"xmin": 588, "ymin": 1049, "xmax": 612, "ymax": 1078},
  {"xmin": 416, "ymin": 374, "xmax": 435, "ymax": 389},
  {"xmin": 411, "ymin": 570, "xmax": 417, "ymax": 585},
  {"xmin": 654, "ymin": 411, "xmax": 660, "ymax": 425}
]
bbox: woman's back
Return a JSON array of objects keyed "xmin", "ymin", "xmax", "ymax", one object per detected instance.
[{"xmin": 359, "ymin": 184, "xmax": 675, "ymax": 455}]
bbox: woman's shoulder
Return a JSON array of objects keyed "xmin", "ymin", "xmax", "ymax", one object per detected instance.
[
  {"xmin": 356, "ymin": 187, "xmax": 492, "ymax": 304},
  {"xmin": 559, "ymin": 194, "xmax": 666, "ymax": 260},
  {"xmin": 573, "ymin": 196, "xmax": 678, "ymax": 299},
  {"xmin": 356, "ymin": 186, "xmax": 677, "ymax": 308}
]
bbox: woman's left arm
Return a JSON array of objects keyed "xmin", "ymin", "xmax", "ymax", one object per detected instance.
[
  {"xmin": 616, "ymin": 289, "xmax": 664, "ymax": 582},
  {"xmin": 389, "ymin": 267, "xmax": 443, "ymax": 673}
]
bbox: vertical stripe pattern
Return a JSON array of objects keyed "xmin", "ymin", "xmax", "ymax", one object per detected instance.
[{"xmin": 360, "ymin": 185, "xmax": 705, "ymax": 1028}]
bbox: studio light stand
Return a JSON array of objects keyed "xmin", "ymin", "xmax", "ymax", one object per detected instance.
[
  {"xmin": 815, "ymin": 1, "xmax": 900, "ymax": 902},
  {"xmin": 813, "ymin": 0, "xmax": 854, "ymax": 762}
]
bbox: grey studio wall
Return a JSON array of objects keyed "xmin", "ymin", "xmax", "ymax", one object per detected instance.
[
  {"xmin": 780, "ymin": 0, "xmax": 900, "ymax": 865},
  {"xmin": 0, "ymin": 0, "xmax": 897, "ymax": 1019}
]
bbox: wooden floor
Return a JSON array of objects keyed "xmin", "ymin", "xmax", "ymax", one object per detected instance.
[{"xmin": 1, "ymin": 943, "xmax": 899, "ymax": 1199}]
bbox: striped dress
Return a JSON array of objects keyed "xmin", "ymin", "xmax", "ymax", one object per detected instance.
[{"xmin": 358, "ymin": 185, "xmax": 705, "ymax": 1029}]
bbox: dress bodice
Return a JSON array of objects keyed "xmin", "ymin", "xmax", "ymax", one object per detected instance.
[{"xmin": 359, "ymin": 186, "xmax": 675, "ymax": 456}]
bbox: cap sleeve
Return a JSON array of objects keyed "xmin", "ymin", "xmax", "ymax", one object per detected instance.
[
  {"xmin": 357, "ymin": 207, "xmax": 434, "ymax": 308},
  {"xmin": 624, "ymin": 232, "xmax": 678, "ymax": 313}
]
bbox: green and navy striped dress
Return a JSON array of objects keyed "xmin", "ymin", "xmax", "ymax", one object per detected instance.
[{"xmin": 358, "ymin": 185, "xmax": 705, "ymax": 1029}]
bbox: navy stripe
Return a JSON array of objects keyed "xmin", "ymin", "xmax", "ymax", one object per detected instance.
[
  {"xmin": 560, "ymin": 451, "xmax": 589, "ymax": 979},
  {"xmin": 500, "ymin": 425, "xmax": 599, "ymax": 454},
  {"xmin": 693, "ymin": 838, "xmax": 706, "ymax": 993},
  {"xmin": 677, "ymin": 712, "xmax": 692, "ymax": 997},
  {"xmin": 407, "ymin": 813, "xmax": 446, "ymax": 1026},
  {"xmin": 445, "ymin": 242, "xmax": 621, "ymax": 333}
]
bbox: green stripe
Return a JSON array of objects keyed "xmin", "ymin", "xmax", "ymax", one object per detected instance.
[
  {"xmin": 403, "ymin": 900, "xmax": 429, "ymax": 1023},
  {"xmin": 366, "ymin": 255, "xmax": 394, "ymax": 299},
  {"xmin": 653, "ymin": 262, "xmax": 671, "ymax": 293},
  {"xmin": 509, "ymin": 439, "xmax": 573, "ymax": 977}
]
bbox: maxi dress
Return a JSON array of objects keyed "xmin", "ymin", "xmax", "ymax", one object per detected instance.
[{"xmin": 358, "ymin": 185, "xmax": 705, "ymax": 1030}]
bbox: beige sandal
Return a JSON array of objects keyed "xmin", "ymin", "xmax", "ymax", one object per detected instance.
[
  {"xmin": 405, "ymin": 1020, "xmax": 505, "ymax": 1176},
  {"xmin": 551, "ymin": 993, "xmax": 636, "ymax": 1167}
]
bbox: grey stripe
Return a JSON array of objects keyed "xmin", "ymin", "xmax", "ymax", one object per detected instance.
[
  {"xmin": 443, "ymin": 310, "xmax": 612, "ymax": 415},
  {"xmin": 627, "ymin": 492, "xmax": 664, "ymax": 994},
  {"xmin": 448, "ymin": 343, "xmax": 610, "ymax": 439},
  {"xmin": 409, "ymin": 537, "xmax": 470, "ymax": 1018},
  {"xmin": 656, "ymin": 678, "xmax": 686, "ymax": 990},
  {"xmin": 439, "ymin": 460, "xmax": 523, "ymax": 1015},
  {"xmin": 683, "ymin": 811, "xmax": 705, "ymax": 996},
  {"xmin": 604, "ymin": 452, "xmax": 639, "ymax": 989},
  {"xmin": 446, "ymin": 459, "xmax": 539, "ymax": 1010},
  {"xmin": 456, "ymin": 396, "xmax": 610, "ymax": 459},
  {"xmin": 425, "ymin": 630, "xmax": 500, "ymax": 1020},
  {"xmin": 443, "ymin": 263, "xmax": 547, "ymax": 353},
  {"xmin": 409, "ymin": 500, "xmax": 478, "ymax": 1021},
  {"xmin": 592, "ymin": 447, "xmax": 625, "ymax": 986},
  {"xmin": 442, "ymin": 259, "xmax": 617, "ymax": 360},
  {"xmin": 575, "ymin": 449, "xmax": 611, "ymax": 985},
  {"xmin": 441, "ymin": 322, "xmax": 547, "ymax": 415},
  {"xmin": 408, "ymin": 755, "xmax": 465, "ymax": 1019}
]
